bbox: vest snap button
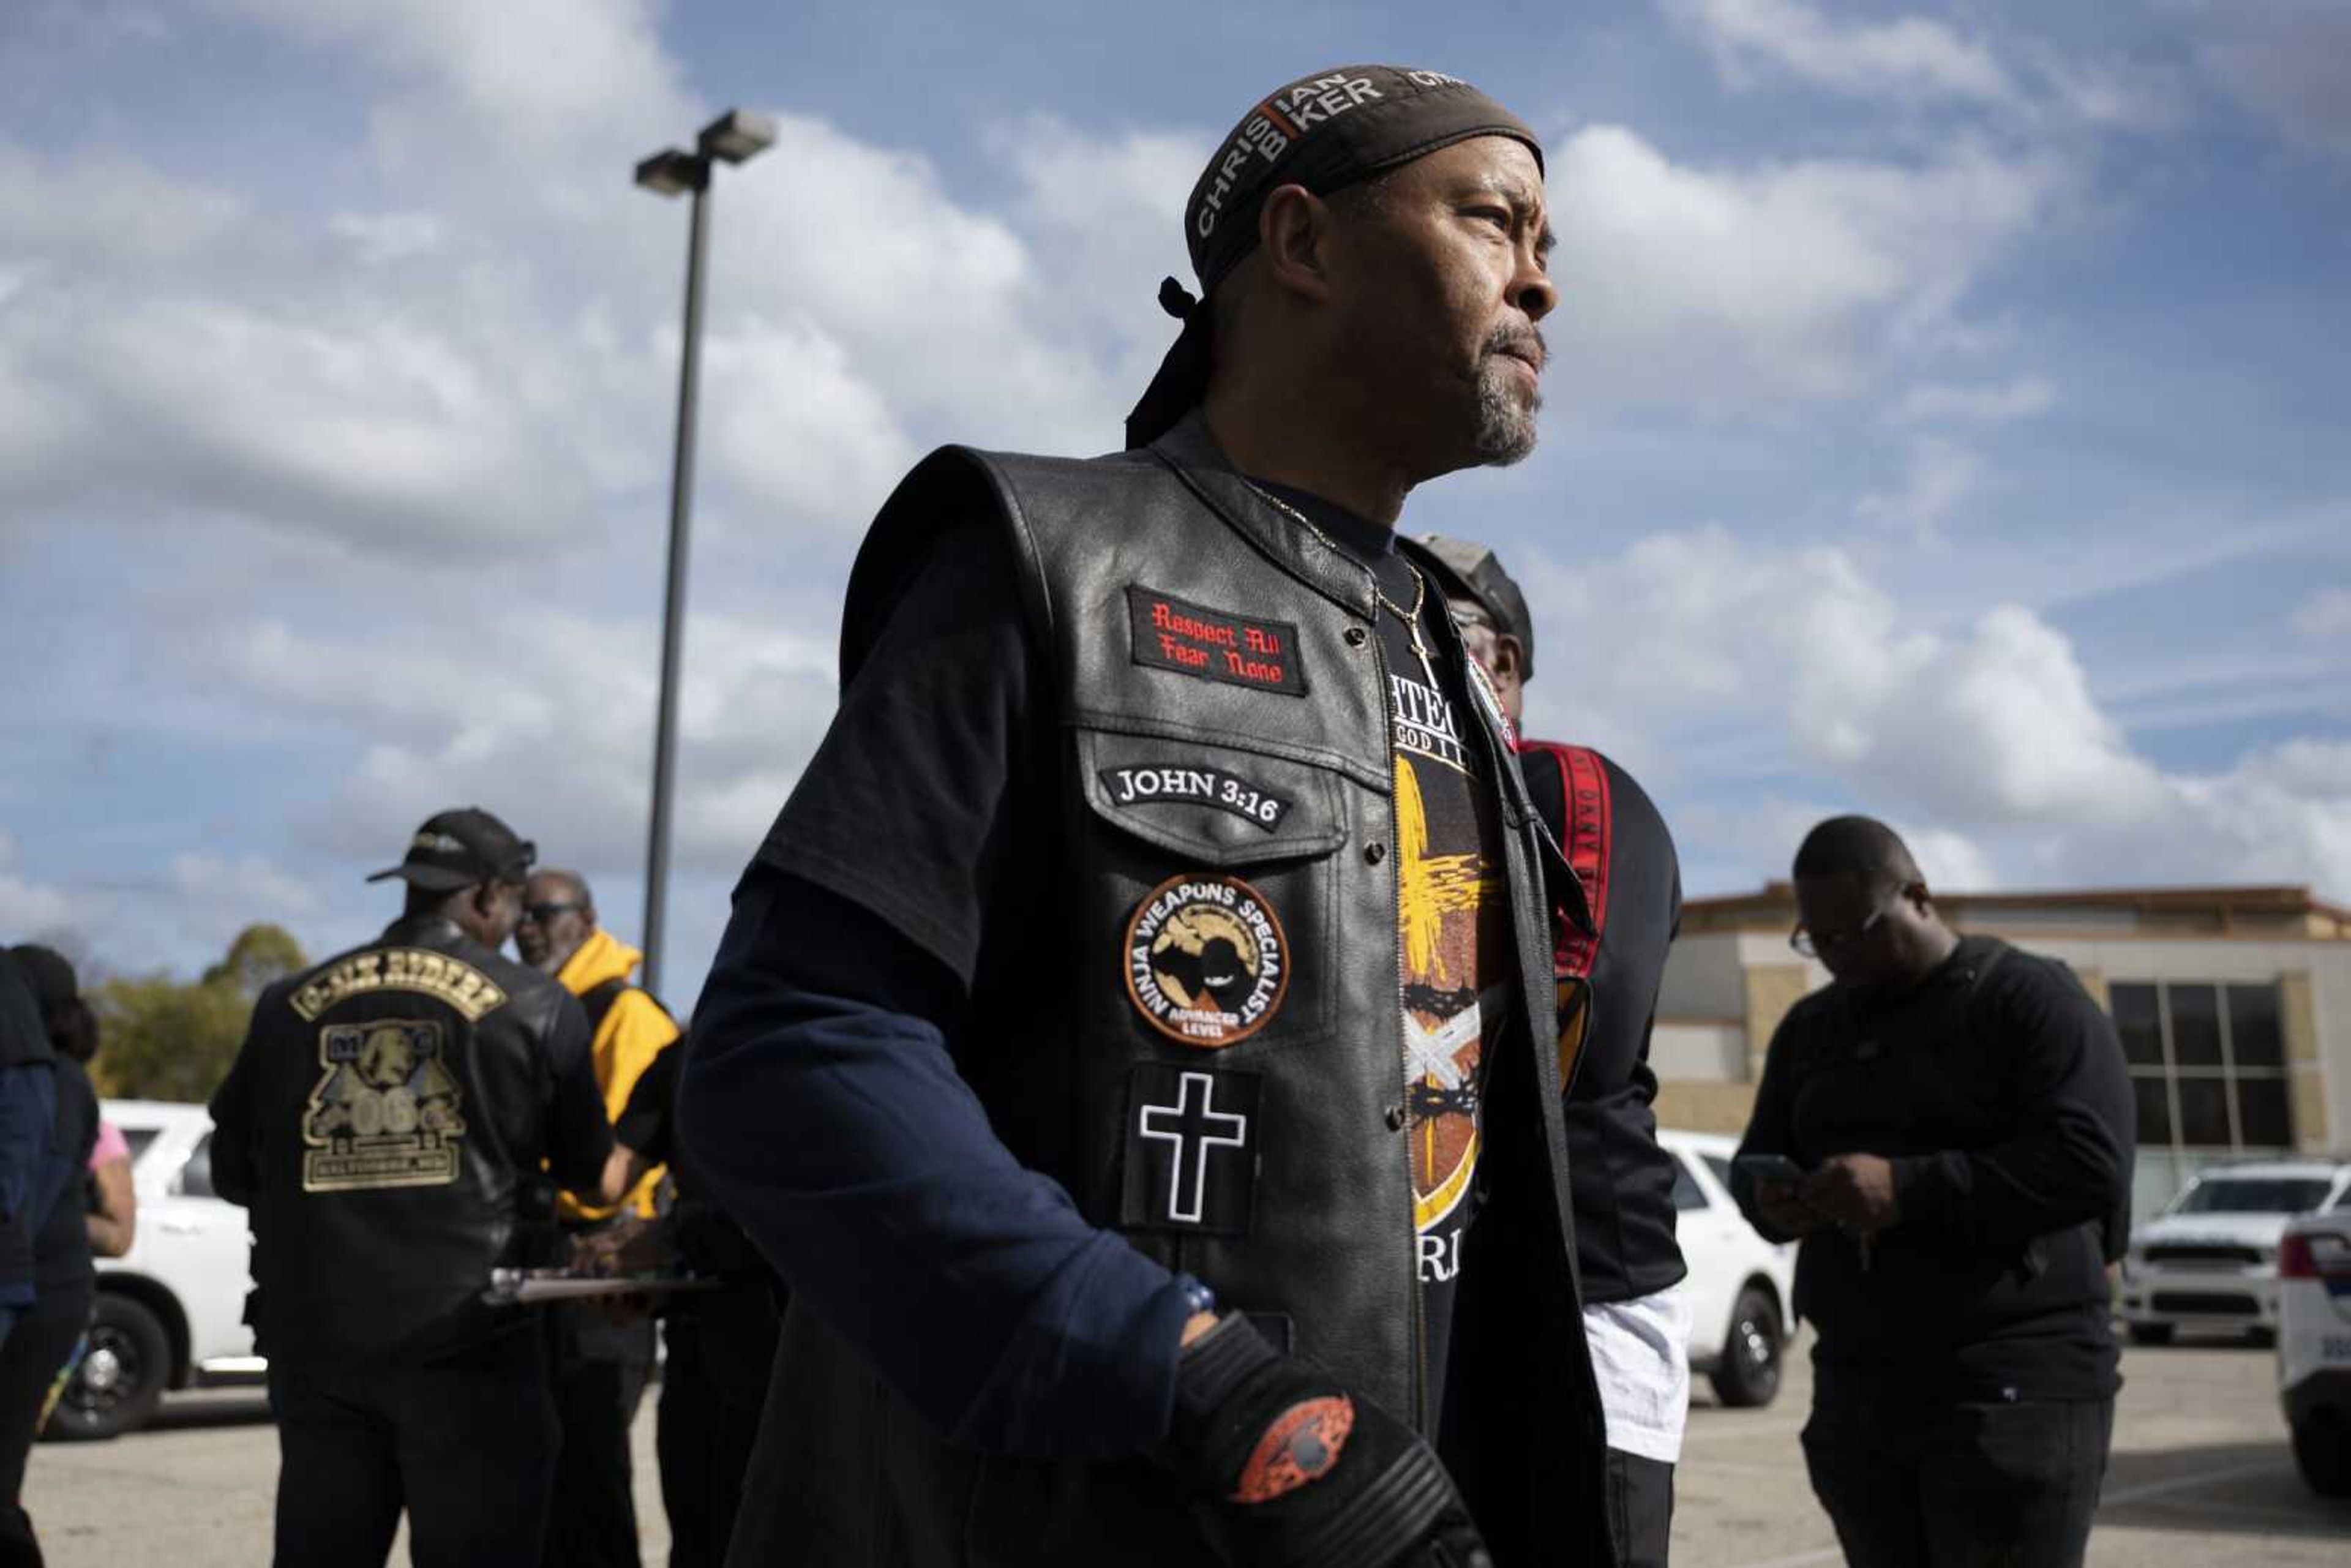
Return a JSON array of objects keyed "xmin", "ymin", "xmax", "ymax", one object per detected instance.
[
  {"xmin": 1384, "ymin": 1105, "xmax": 1406, "ymax": 1131},
  {"xmin": 1364, "ymin": 842, "xmax": 1387, "ymax": 864},
  {"xmin": 1344, "ymin": 626, "xmax": 1368, "ymax": 648}
]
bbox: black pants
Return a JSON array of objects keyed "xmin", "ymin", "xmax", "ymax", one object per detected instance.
[
  {"xmin": 1803, "ymin": 1391, "xmax": 2114, "ymax": 1568},
  {"xmin": 1604, "ymin": 1447, "xmax": 1674, "ymax": 1568},
  {"xmin": 0, "ymin": 1286, "xmax": 92, "ymax": 1567},
  {"xmin": 544, "ymin": 1302, "xmax": 655, "ymax": 1568},
  {"xmin": 266, "ymin": 1329, "xmax": 558, "ymax": 1568},
  {"xmin": 659, "ymin": 1286, "xmax": 779, "ymax": 1568}
]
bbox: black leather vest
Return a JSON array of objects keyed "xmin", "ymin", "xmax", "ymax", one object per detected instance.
[
  {"xmin": 231, "ymin": 915, "xmax": 575, "ymax": 1363},
  {"xmin": 788, "ymin": 414, "xmax": 1608, "ymax": 1564}
]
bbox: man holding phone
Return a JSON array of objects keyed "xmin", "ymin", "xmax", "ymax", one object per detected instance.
[{"xmin": 1733, "ymin": 816, "xmax": 2134, "ymax": 1568}]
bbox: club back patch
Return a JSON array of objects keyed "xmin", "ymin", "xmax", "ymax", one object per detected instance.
[
  {"xmin": 301, "ymin": 1019, "xmax": 468, "ymax": 1193},
  {"xmin": 1125, "ymin": 874, "xmax": 1289, "ymax": 1046},
  {"xmin": 1128, "ymin": 585, "xmax": 1306, "ymax": 696}
]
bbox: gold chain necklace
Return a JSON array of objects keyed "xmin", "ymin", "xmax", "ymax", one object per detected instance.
[{"xmin": 1248, "ymin": 484, "xmax": 1445, "ymax": 692}]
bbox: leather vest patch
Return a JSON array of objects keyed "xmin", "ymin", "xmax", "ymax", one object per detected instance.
[
  {"xmin": 1128, "ymin": 585, "xmax": 1307, "ymax": 696},
  {"xmin": 1124, "ymin": 874, "xmax": 1290, "ymax": 1046},
  {"xmin": 301, "ymin": 1019, "xmax": 468, "ymax": 1192},
  {"xmin": 1122, "ymin": 1063, "xmax": 1261, "ymax": 1234},
  {"xmin": 1095, "ymin": 762, "xmax": 1293, "ymax": 831}
]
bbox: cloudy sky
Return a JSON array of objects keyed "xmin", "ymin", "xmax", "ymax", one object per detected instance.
[{"xmin": 2, "ymin": 0, "xmax": 2347, "ymax": 1002}]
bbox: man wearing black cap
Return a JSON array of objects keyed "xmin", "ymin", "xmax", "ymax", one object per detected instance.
[
  {"xmin": 209, "ymin": 808, "xmax": 618, "ymax": 1567},
  {"xmin": 1423, "ymin": 535, "xmax": 1690, "ymax": 1568},
  {"xmin": 687, "ymin": 64, "xmax": 1608, "ymax": 1568}
]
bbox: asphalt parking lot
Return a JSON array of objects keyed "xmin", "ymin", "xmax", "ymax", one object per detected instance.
[{"xmin": 22, "ymin": 1337, "xmax": 2351, "ymax": 1566}]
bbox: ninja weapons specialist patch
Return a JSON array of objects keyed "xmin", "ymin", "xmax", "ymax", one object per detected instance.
[{"xmin": 1125, "ymin": 873, "xmax": 1289, "ymax": 1047}]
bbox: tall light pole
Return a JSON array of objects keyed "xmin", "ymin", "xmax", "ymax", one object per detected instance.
[{"xmin": 633, "ymin": 108, "xmax": 776, "ymax": 999}]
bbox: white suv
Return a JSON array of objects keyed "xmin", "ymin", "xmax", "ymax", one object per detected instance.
[
  {"xmin": 2277, "ymin": 1205, "xmax": 2351, "ymax": 1495},
  {"xmin": 1660, "ymin": 1129, "xmax": 1800, "ymax": 1408},
  {"xmin": 47, "ymin": 1100, "xmax": 263, "ymax": 1440},
  {"xmin": 2118, "ymin": 1160, "xmax": 2351, "ymax": 1346}
]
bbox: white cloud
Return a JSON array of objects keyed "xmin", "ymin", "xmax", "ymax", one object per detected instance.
[
  {"xmin": 2034, "ymin": 56, "xmax": 2185, "ymax": 134},
  {"xmin": 327, "ymin": 211, "xmax": 448, "ymax": 266},
  {"xmin": 699, "ymin": 319, "xmax": 923, "ymax": 536},
  {"xmin": 167, "ymin": 851, "xmax": 318, "ymax": 926},
  {"xmin": 994, "ymin": 115, "xmax": 1208, "ymax": 399},
  {"xmin": 193, "ymin": 0, "xmax": 696, "ymax": 173},
  {"xmin": 1513, "ymin": 526, "xmax": 2349, "ymax": 898},
  {"xmin": 1866, "ymin": 606, "xmax": 2167, "ymax": 822},
  {"xmin": 1889, "ymin": 374, "xmax": 2057, "ymax": 426},
  {"xmin": 696, "ymin": 114, "xmax": 1114, "ymax": 457},
  {"xmin": 1903, "ymin": 826, "xmax": 1998, "ymax": 891},
  {"xmin": 2292, "ymin": 587, "xmax": 2351, "ymax": 644},
  {"xmin": 1854, "ymin": 435, "xmax": 1984, "ymax": 540},
  {"xmin": 2142, "ymin": 740, "xmax": 2351, "ymax": 896},
  {"xmin": 226, "ymin": 607, "xmax": 838, "ymax": 882},
  {"xmin": 1542, "ymin": 127, "xmax": 2061, "ymax": 413},
  {"xmin": 0, "ymin": 155, "xmax": 617, "ymax": 553},
  {"xmin": 0, "ymin": 828, "xmax": 104, "ymax": 939},
  {"xmin": 1664, "ymin": 0, "xmax": 2013, "ymax": 105},
  {"xmin": 2194, "ymin": 0, "xmax": 2351, "ymax": 159},
  {"xmin": 78, "ymin": 298, "xmax": 589, "ymax": 546},
  {"xmin": 0, "ymin": 144, "xmax": 244, "ymax": 266}
]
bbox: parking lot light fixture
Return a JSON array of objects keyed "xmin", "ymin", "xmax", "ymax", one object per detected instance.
[
  {"xmin": 697, "ymin": 110, "xmax": 777, "ymax": 164},
  {"xmin": 633, "ymin": 109, "xmax": 771, "ymax": 997},
  {"xmin": 634, "ymin": 148, "xmax": 705, "ymax": 197}
]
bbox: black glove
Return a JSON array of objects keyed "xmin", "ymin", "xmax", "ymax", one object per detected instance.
[{"xmin": 1167, "ymin": 1315, "xmax": 1491, "ymax": 1568}]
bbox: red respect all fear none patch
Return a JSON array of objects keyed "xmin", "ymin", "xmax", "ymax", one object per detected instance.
[{"xmin": 1128, "ymin": 586, "xmax": 1307, "ymax": 696}]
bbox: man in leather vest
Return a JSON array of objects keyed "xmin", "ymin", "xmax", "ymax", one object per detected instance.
[
  {"xmin": 1423, "ymin": 536, "xmax": 1690, "ymax": 1568},
  {"xmin": 1733, "ymin": 816, "xmax": 2134, "ymax": 1568},
  {"xmin": 683, "ymin": 65, "xmax": 1611, "ymax": 1568},
  {"xmin": 209, "ymin": 807, "xmax": 617, "ymax": 1567}
]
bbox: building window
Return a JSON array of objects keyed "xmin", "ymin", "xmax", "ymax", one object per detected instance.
[{"xmin": 2111, "ymin": 981, "xmax": 2292, "ymax": 1152}]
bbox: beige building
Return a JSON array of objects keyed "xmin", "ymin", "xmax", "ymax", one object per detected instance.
[{"xmin": 1649, "ymin": 884, "xmax": 2351, "ymax": 1218}]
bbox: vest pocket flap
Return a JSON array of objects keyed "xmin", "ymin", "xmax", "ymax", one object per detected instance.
[{"xmin": 1078, "ymin": 727, "xmax": 1349, "ymax": 868}]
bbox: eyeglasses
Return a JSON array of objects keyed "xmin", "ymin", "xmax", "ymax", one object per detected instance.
[
  {"xmin": 1447, "ymin": 607, "xmax": 1498, "ymax": 637},
  {"xmin": 520, "ymin": 901, "xmax": 585, "ymax": 926},
  {"xmin": 1790, "ymin": 892, "xmax": 1901, "ymax": 959}
]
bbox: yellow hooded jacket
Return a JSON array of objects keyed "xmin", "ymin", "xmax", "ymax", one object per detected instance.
[{"xmin": 552, "ymin": 927, "xmax": 674, "ymax": 1222}]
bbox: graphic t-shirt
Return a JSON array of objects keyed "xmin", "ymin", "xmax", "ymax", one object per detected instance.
[{"xmin": 1259, "ymin": 484, "xmax": 1510, "ymax": 1419}]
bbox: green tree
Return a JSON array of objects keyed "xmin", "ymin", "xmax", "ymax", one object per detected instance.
[
  {"xmin": 201, "ymin": 923, "xmax": 307, "ymax": 1000},
  {"xmin": 91, "ymin": 924, "xmax": 310, "ymax": 1103}
]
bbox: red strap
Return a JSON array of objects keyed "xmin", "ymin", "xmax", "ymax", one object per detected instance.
[{"xmin": 1532, "ymin": 743, "xmax": 1611, "ymax": 980}]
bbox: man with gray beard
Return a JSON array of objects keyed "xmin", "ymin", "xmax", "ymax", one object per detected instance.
[{"xmin": 687, "ymin": 65, "xmax": 1608, "ymax": 1568}]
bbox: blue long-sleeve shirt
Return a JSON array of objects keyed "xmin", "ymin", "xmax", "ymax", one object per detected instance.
[{"xmin": 681, "ymin": 868, "xmax": 1193, "ymax": 1460}]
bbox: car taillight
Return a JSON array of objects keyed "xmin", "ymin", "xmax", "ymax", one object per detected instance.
[{"xmin": 2280, "ymin": 1233, "xmax": 2317, "ymax": 1279}]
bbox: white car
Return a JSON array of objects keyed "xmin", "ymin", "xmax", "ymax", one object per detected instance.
[
  {"xmin": 2277, "ymin": 1206, "xmax": 2351, "ymax": 1496},
  {"xmin": 1660, "ymin": 1128, "xmax": 1800, "ymax": 1408},
  {"xmin": 48, "ymin": 1100, "xmax": 264, "ymax": 1440},
  {"xmin": 2118, "ymin": 1160, "xmax": 2351, "ymax": 1346}
]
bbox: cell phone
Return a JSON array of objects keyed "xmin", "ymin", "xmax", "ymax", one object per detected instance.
[{"xmin": 1733, "ymin": 1153, "xmax": 1809, "ymax": 1190}]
